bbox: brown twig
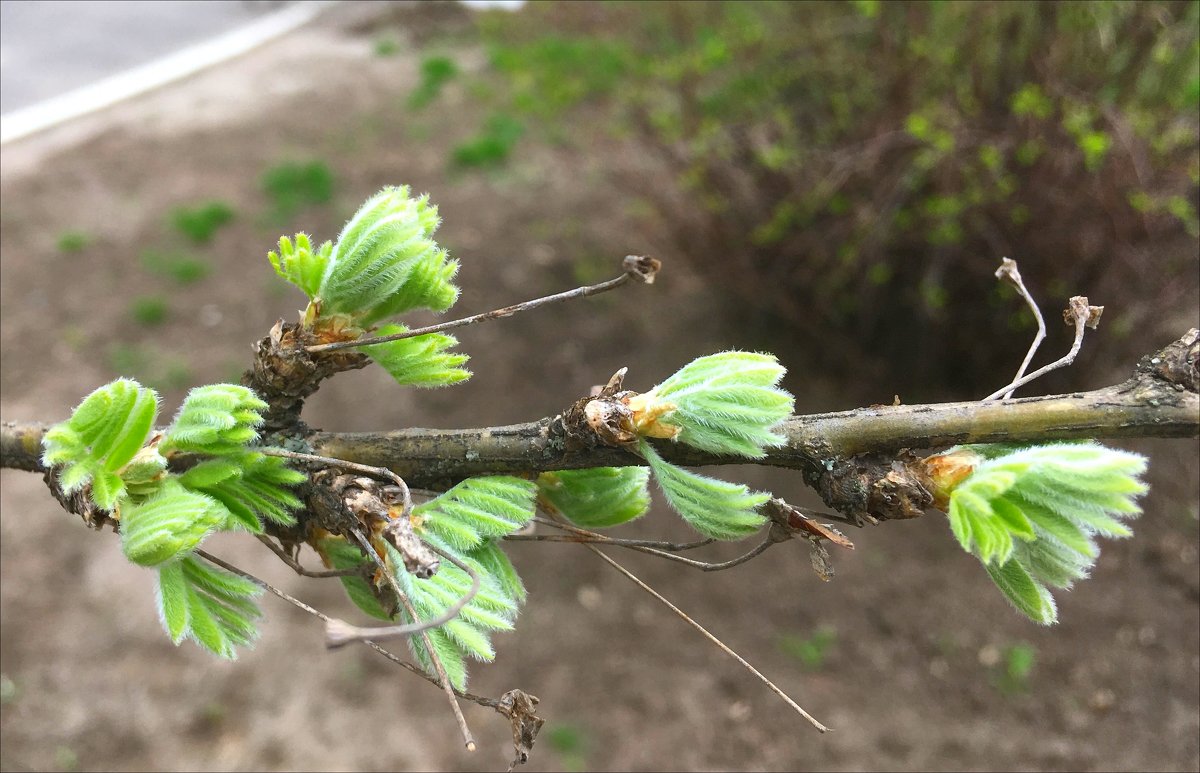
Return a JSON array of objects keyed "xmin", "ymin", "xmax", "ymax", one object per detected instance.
[
  {"xmin": 255, "ymin": 534, "xmax": 363, "ymax": 578},
  {"xmin": 584, "ymin": 544, "xmax": 830, "ymax": 733},
  {"xmin": 258, "ymin": 447, "xmax": 412, "ymax": 518},
  {"xmin": 992, "ymin": 257, "xmax": 1046, "ymax": 400},
  {"xmin": 983, "ymin": 295, "xmax": 1104, "ymax": 401},
  {"xmin": 348, "ymin": 528, "xmax": 476, "ymax": 751},
  {"xmin": 306, "ymin": 255, "xmax": 661, "ymax": 354}
]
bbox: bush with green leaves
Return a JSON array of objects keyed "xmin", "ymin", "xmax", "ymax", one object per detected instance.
[
  {"xmin": 463, "ymin": 0, "xmax": 1199, "ymax": 395},
  {"xmin": 33, "ymin": 184, "xmax": 1165, "ymax": 707}
]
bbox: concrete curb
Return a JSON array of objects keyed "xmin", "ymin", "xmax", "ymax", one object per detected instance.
[{"xmin": 0, "ymin": 1, "xmax": 336, "ymax": 146}]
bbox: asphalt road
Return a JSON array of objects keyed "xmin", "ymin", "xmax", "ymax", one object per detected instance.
[{"xmin": 0, "ymin": 0, "xmax": 288, "ymax": 115}]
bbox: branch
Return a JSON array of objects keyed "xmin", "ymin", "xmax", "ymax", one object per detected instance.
[{"xmin": 4, "ymin": 330, "xmax": 1196, "ymax": 520}]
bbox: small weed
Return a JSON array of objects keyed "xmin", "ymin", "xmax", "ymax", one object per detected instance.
[
  {"xmin": 779, "ymin": 624, "xmax": 837, "ymax": 671},
  {"xmin": 0, "ymin": 673, "xmax": 17, "ymax": 704},
  {"xmin": 374, "ymin": 37, "xmax": 400, "ymax": 57},
  {"xmin": 129, "ymin": 296, "xmax": 169, "ymax": 327},
  {"xmin": 140, "ymin": 250, "xmax": 210, "ymax": 285},
  {"xmin": 56, "ymin": 231, "xmax": 89, "ymax": 253},
  {"xmin": 409, "ymin": 55, "xmax": 459, "ymax": 109},
  {"xmin": 991, "ymin": 642, "xmax": 1037, "ymax": 694},
  {"xmin": 54, "ymin": 745, "xmax": 78, "ymax": 772},
  {"xmin": 546, "ymin": 723, "xmax": 587, "ymax": 773},
  {"xmin": 261, "ymin": 160, "xmax": 335, "ymax": 222},
  {"xmin": 451, "ymin": 113, "xmax": 524, "ymax": 168},
  {"xmin": 170, "ymin": 200, "xmax": 235, "ymax": 244}
]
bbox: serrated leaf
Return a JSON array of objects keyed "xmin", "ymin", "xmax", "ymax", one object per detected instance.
[
  {"xmin": 363, "ymin": 325, "xmax": 471, "ymax": 388},
  {"xmin": 468, "ymin": 541, "xmax": 526, "ymax": 605},
  {"xmin": 40, "ymin": 379, "xmax": 159, "ymax": 506},
  {"xmin": 537, "ymin": 467, "xmax": 651, "ymax": 528},
  {"xmin": 943, "ymin": 442, "xmax": 1148, "ymax": 626},
  {"xmin": 640, "ymin": 440, "xmax": 767, "ymax": 540},
  {"xmin": 120, "ymin": 479, "xmax": 228, "ymax": 566},
  {"xmin": 156, "ymin": 560, "xmax": 190, "ymax": 643},
  {"xmin": 154, "ymin": 556, "xmax": 262, "ymax": 659},
  {"xmin": 985, "ymin": 557, "xmax": 1057, "ymax": 625},
  {"xmin": 637, "ymin": 352, "xmax": 793, "ymax": 458},
  {"xmin": 268, "ymin": 232, "xmax": 330, "ymax": 299},
  {"xmin": 414, "ymin": 476, "xmax": 537, "ymax": 550},
  {"xmin": 161, "ymin": 384, "xmax": 268, "ymax": 456},
  {"xmin": 182, "ymin": 454, "xmax": 302, "ymax": 532},
  {"xmin": 319, "ymin": 186, "xmax": 460, "ymax": 324}
]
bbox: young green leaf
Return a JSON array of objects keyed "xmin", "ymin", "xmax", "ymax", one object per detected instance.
[
  {"xmin": 181, "ymin": 454, "xmax": 304, "ymax": 532},
  {"xmin": 640, "ymin": 440, "xmax": 768, "ymax": 540},
  {"xmin": 160, "ymin": 384, "xmax": 268, "ymax": 456},
  {"xmin": 155, "ymin": 555, "xmax": 263, "ymax": 659},
  {"xmin": 414, "ymin": 476, "xmax": 537, "ymax": 551},
  {"xmin": 319, "ymin": 186, "xmax": 460, "ymax": 323},
  {"xmin": 41, "ymin": 378, "xmax": 160, "ymax": 508},
  {"xmin": 267, "ymin": 232, "xmax": 331, "ymax": 300},
  {"xmin": 629, "ymin": 351, "xmax": 793, "ymax": 457},
  {"xmin": 537, "ymin": 467, "xmax": 651, "ymax": 528},
  {"xmin": 362, "ymin": 325, "xmax": 471, "ymax": 387},
  {"xmin": 120, "ymin": 479, "xmax": 229, "ymax": 566},
  {"xmin": 933, "ymin": 442, "xmax": 1148, "ymax": 625},
  {"xmin": 316, "ymin": 536, "xmax": 395, "ymax": 621}
]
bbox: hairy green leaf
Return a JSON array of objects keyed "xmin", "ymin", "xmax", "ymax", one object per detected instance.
[
  {"xmin": 537, "ymin": 467, "xmax": 651, "ymax": 528},
  {"xmin": 634, "ymin": 351, "xmax": 794, "ymax": 457},
  {"xmin": 182, "ymin": 454, "xmax": 303, "ymax": 532},
  {"xmin": 640, "ymin": 440, "xmax": 768, "ymax": 540},
  {"xmin": 414, "ymin": 476, "xmax": 537, "ymax": 551},
  {"xmin": 161, "ymin": 384, "xmax": 268, "ymax": 456},
  {"xmin": 319, "ymin": 186, "xmax": 460, "ymax": 323},
  {"xmin": 121, "ymin": 479, "xmax": 228, "ymax": 566},
  {"xmin": 41, "ymin": 378, "xmax": 160, "ymax": 507},
  {"xmin": 363, "ymin": 325, "xmax": 471, "ymax": 387},
  {"xmin": 940, "ymin": 442, "xmax": 1148, "ymax": 625},
  {"xmin": 267, "ymin": 232, "xmax": 331, "ymax": 300},
  {"xmin": 153, "ymin": 555, "xmax": 263, "ymax": 659}
]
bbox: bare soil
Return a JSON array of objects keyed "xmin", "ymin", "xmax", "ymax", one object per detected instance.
[{"xmin": 2, "ymin": 4, "xmax": 1197, "ymax": 771}]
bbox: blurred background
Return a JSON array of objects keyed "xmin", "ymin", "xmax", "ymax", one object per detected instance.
[{"xmin": 1, "ymin": 1, "xmax": 1196, "ymax": 770}]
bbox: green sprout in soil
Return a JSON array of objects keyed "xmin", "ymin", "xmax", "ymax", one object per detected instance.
[
  {"xmin": 409, "ymin": 54, "xmax": 459, "ymax": 109},
  {"xmin": 56, "ymin": 230, "xmax": 89, "ymax": 253},
  {"xmin": 140, "ymin": 249, "xmax": 210, "ymax": 285},
  {"xmin": 170, "ymin": 200, "xmax": 235, "ymax": 244},
  {"xmin": 261, "ymin": 160, "xmax": 335, "ymax": 222},
  {"xmin": 780, "ymin": 625, "xmax": 838, "ymax": 671},
  {"xmin": 129, "ymin": 296, "xmax": 169, "ymax": 327}
]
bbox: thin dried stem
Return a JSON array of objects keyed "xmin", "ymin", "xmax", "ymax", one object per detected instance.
[
  {"xmin": 518, "ymin": 517, "xmax": 776, "ymax": 571},
  {"xmin": 527, "ymin": 515, "xmax": 715, "ymax": 551},
  {"xmin": 348, "ymin": 528, "xmax": 476, "ymax": 751},
  {"xmin": 993, "ymin": 257, "xmax": 1047, "ymax": 400},
  {"xmin": 983, "ymin": 296, "xmax": 1104, "ymax": 401},
  {"xmin": 255, "ymin": 534, "xmax": 362, "ymax": 578},
  {"xmin": 306, "ymin": 255, "xmax": 660, "ymax": 354},
  {"xmin": 324, "ymin": 542, "xmax": 481, "ymax": 649},
  {"xmin": 584, "ymin": 544, "xmax": 829, "ymax": 733}
]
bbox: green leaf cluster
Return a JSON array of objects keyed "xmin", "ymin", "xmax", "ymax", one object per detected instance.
[
  {"xmin": 361, "ymin": 325, "xmax": 470, "ymax": 387},
  {"xmin": 638, "ymin": 351, "xmax": 794, "ymax": 457},
  {"xmin": 42, "ymin": 379, "xmax": 159, "ymax": 509},
  {"xmin": 322, "ymin": 476, "xmax": 536, "ymax": 689},
  {"xmin": 267, "ymin": 186, "xmax": 469, "ymax": 389},
  {"xmin": 945, "ymin": 442, "xmax": 1148, "ymax": 625},
  {"xmin": 321, "ymin": 186, "xmax": 459, "ymax": 322},
  {"xmin": 157, "ymin": 556, "xmax": 263, "ymax": 659},
  {"xmin": 42, "ymin": 379, "xmax": 305, "ymax": 658},
  {"xmin": 640, "ymin": 440, "xmax": 767, "ymax": 540},
  {"xmin": 537, "ymin": 467, "xmax": 651, "ymax": 528}
]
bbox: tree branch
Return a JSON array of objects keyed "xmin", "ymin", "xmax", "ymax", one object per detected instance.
[{"xmin": 4, "ymin": 329, "xmax": 1196, "ymax": 520}]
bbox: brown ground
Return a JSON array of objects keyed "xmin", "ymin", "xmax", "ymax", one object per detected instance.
[{"xmin": 2, "ymin": 4, "xmax": 1197, "ymax": 772}]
